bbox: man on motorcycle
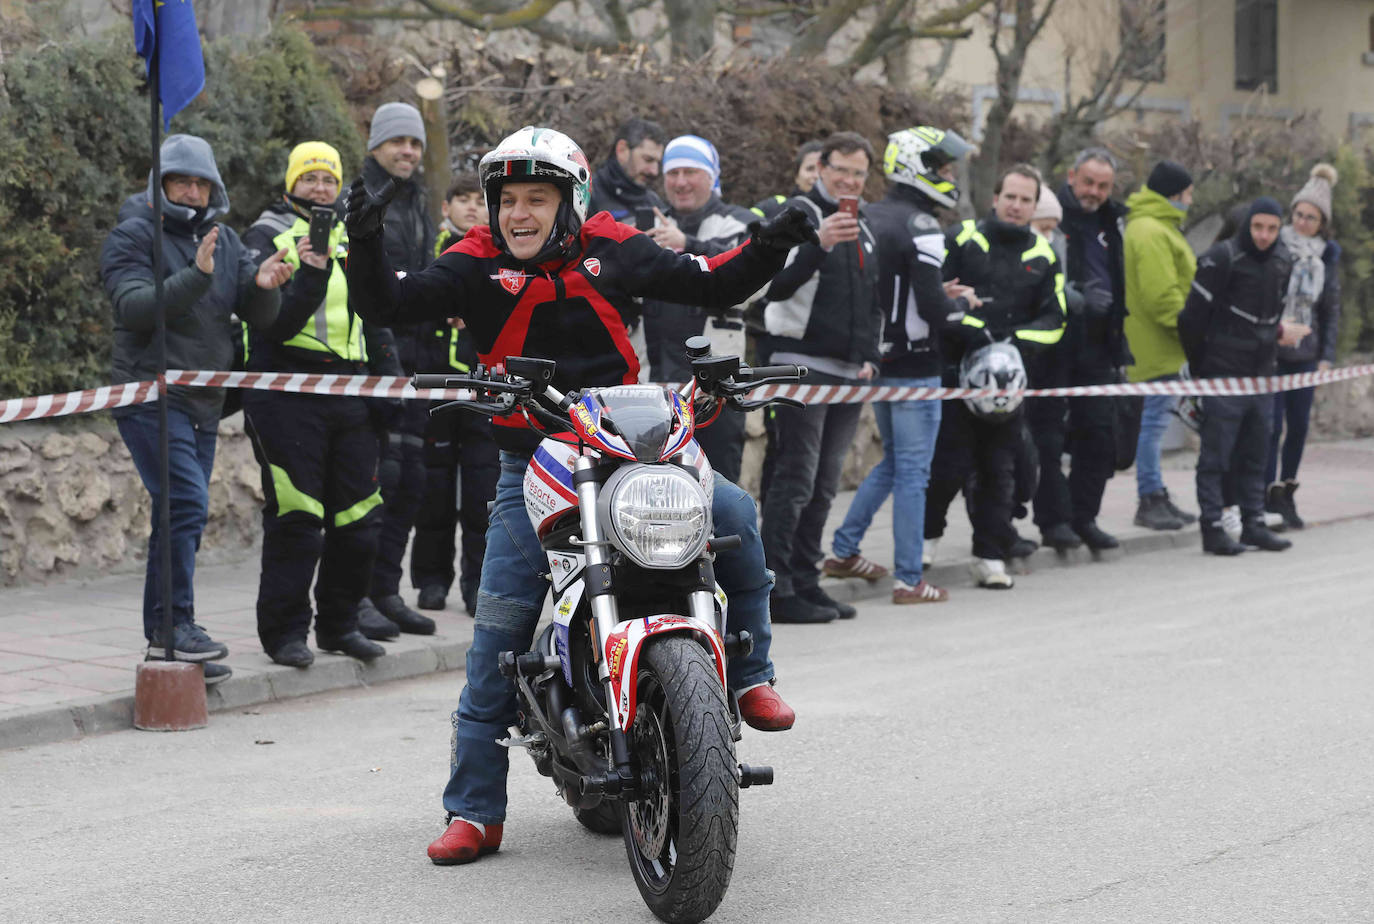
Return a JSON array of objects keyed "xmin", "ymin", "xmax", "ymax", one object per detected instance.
[{"xmin": 343, "ymin": 125, "xmax": 817, "ymax": 865}]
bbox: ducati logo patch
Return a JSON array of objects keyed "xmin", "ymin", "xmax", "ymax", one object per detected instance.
[
  {"xmin": 491, "ymin": 268, "xmax": 528, "ymax": 295},
  {"xmin": 582, "ymin": 258, "xmax": 601, "ymax": 277}
]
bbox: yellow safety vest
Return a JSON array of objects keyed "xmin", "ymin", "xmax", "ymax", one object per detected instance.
[{"xmin": 271, "ymin": 217, "xmax": 367, "ymax": 362}]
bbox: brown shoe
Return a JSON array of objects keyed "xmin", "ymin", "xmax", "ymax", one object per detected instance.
[
  {"xmin": 892, "ymin": 580, "xmax": 949, "ymax": 604},
  {"xmin": 822, "ymin": 554, "xmax": 889, "ymax": 581}
]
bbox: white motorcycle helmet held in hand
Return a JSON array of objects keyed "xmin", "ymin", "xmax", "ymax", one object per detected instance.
[{"xmin": 960, "ymin": 341, "xmax": 1028, "ymax": 421}]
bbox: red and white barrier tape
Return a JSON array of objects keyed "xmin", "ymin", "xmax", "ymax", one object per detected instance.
[{"xmin": 3, "ymin": 364, "xmax": 1372, "ymax": 424}]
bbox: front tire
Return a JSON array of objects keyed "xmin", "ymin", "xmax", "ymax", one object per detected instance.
[
  {"xmin": 573, "ymin": 801, "xmax": 621, "ymax": 835},
  {"xmin": 621, "ymin": 636, "xmax": 738, "ymax": 924}
]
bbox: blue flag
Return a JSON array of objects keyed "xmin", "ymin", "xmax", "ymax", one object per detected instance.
[{"xmin": 133, "ymin": 0, "xmax": 205, "ymax": 130}]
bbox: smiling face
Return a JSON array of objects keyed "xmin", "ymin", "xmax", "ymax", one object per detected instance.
[
  {"xmin": 289, "ymin": 169, "xmax": 340, "ymax": 207},
  {"xmin": 1067, "ymin": 158, "xmax": 1115, "ymax": 212},
  {"xmin": 994, "ymin": 173, "xmax": 1039, "ymax": 226},
  {"xmin": 371, "ymin": 136, "xmax": 423, "ymax": 180},
  {"xmin": 664, "ymin": 166, "xmax": 714, "ymax": 213},
  {"xmin": 616, "ymin": 138, "xmax": 663, "ymax": 188},
  {"xmin": 498, "ymin": 181, "xmax": 562, "ymax": 261},
  {"xmin": 819, "ymin": 148, "xmax": 870, "ymax": 199}
]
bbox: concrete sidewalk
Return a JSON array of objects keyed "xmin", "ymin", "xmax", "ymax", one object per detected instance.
[{"xmin": 3, "ymin": 439, "xmax": 1373, "ymax": 751}]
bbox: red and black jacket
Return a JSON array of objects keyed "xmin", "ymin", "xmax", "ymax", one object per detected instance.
[{"xmin": 346, "ymin": 211, "xmax": 785, "ymax": 455}]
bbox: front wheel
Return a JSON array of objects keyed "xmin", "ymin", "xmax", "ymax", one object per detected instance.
[{"xmin": 621, "ymin": 636, "xmax": 738, "ymax": 924}]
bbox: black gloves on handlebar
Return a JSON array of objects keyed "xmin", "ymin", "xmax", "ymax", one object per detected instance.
[
  {"xmin": 748, "ymin": 205, "xmax": 820, "ymax": 253},
  {"xmin": 343, "ymin": 176, "xmax": 397, "ymax": 241}
]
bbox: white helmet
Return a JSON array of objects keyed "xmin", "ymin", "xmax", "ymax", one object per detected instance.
[
  {"xmin": 883, "ymin": 126, "xmax": 972, "ymax": 209},
  {"xmin": 1173, "ymin": 362, "xmax": 1203, "ymax": 433},
  {"xmin": 479, "ymin": 126, "xmax": 592, "ymax": 259},
  {"xmin": 959, "ymin": 341, "xmax": 1027, "ymax": 420}
]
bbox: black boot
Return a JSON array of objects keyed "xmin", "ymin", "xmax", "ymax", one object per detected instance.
[
  {"xmin": 1006, "ymin": 533, "xmax": 1039, "ymax": 559},
  {"xmin": 1159, "ymin": 488, "xmax": 1197, "ymax": 525},
  {"xmin": 270, "ymin": 639, "xmax": 315, "ymax": 668},
  {"xmin": 798, "ymin": 585, "xmax": 856, "ymax": 620},
  {"xmin": 356, "ymin": 598, "xmax": 400, "ymax": 641},
  {"xmin": 417, "ymin": 584, "xmax": 447, "ymax": 611},
  {"xmin": 1134, "ymin": 491, "xmax": 1184, "ymax": 530},
  {"xmin": 1201, "ymin": 522, "xmax": 1247, "ymax": 556},
  {"xmin": 317, "ymin": 630, "xmax": 386, "ymax": 661},
  {"xmin": 1040, "ymin": 522, "xmax": 1082, "ymax": 552},
  {"xmin": 1271, "ymin": 481, "xmax": 1305, "ymax": 530},
  {"xmin": 1240, "ymin": 517, "xmax": 1292, "ymax": 551},
  {"xmin": 1073, "ymin": 519, "xmax": 1119, "ymax": 550},
  {"xmin": 770, "ymin": 593, "xmax": 837, "ymax": 624},
  {"xmin": 376, "ymin": 593, "xmax": 437, "ymax": 635}
]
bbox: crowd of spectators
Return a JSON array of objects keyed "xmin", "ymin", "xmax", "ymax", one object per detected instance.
[{"xmin": 100, "ymin": 106, "xmax": 1343, "ymax": 679}]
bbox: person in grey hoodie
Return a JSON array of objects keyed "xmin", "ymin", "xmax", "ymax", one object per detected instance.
[{"xmin": 100, "ymin": 133, "xmax": 291, "ymax": 673}]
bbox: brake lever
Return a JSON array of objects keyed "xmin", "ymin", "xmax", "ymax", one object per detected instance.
[
  {"xmin": 431, "ymin": 393, "xmax": 517, "ymax": 417},
  {"xmin": 729, "ymin": 395, "xmax": 806, "ymax": 412}
]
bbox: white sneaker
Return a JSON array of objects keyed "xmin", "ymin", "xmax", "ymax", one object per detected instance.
[
  {"xmin": 971, "ymin": 557, "xmax": 1014, "ymax": 589},
  {"xmin": 1221, "ymin": 506, "xmax": 1243, "ymax": 542},
  {"xmin": 922, "ymin": 537, "xmax": 939, "ymax": 568}
]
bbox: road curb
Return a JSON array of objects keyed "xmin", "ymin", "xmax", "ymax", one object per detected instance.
[
  {"xmin": 0, "ymin": 635, "xmax": 472, "ymax": 752},
  {"xmin": 4, "ymin": 511, "xmax": 1369, "ymax": 751}
]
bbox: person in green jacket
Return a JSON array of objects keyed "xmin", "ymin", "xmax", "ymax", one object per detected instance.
[{"xmin": 1123, "ymin": 161, "xmax": 1198, "ymax": 531}]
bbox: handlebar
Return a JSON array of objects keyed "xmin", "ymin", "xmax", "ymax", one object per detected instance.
[{"xmin": 737, "ymin": 364, "xmax": 805, "ymax": 381}]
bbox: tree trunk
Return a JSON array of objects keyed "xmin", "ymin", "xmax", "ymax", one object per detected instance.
[{"xmin": 664, "ymin": 0, "xmax": 717, "ymax": 61}]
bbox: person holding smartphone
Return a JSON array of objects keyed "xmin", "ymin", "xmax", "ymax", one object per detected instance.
[
  {"xmin": 758, "ymin": 131, "xmax": 884, "ymax": 624},
  {"xmin": 239, "ymin": 142, "xmax": 393, "ymax": 667}
]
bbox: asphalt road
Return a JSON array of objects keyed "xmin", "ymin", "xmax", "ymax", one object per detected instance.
[{"xmin": 5, "ymin": 520, "xmax": 1373, "ymax": 924}]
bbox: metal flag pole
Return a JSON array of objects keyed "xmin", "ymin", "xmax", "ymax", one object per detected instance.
[{"xmin": 149, "ymin": 38, "xmax": 176, "ymax": 662}]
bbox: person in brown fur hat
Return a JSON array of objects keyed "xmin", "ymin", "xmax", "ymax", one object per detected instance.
[{"xmin": 1265, "ymin": 163, "xmax": 1342, "ymax": 529}]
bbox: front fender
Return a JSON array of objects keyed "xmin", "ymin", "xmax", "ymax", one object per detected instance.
[{"xmin": 604, "ymin": 615, "xmax": 727, "ymax": 731}]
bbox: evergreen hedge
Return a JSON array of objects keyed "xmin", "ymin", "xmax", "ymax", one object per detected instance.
[{"xmin": 0, "ymin": 27, "xmax": 360, "ymax": 399}]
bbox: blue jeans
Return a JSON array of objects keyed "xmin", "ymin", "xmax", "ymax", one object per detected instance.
[
  {"xmin": 1135, "ymin": 386, "xmax": 1176, "ymax": 498},
  {"xmin": 831, "ymin": 377, "xmax": 942, "ymax": 586},
  {"xmin": 443, "ymin": 451, "xmax": 776, "ymax": 824},
  {"xmin": 115, "ymin": 406, "xmax": 218, "ymax": 641}
]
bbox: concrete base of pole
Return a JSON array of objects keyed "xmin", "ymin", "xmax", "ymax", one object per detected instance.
[{"xmin": 133, "ymin": 661, "xmax": 208, "ymax": 731}]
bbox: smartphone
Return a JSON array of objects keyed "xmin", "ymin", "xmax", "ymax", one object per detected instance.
[
  {"xmin": 308, "ymin": 206, "xmax": 334, "ymax": 256},
  {"xmin": 837, "ymin": 196, "xmax": 860, "ymax": 219},
  {"xmin": 633, "ymin": 207, "xmax": 656, "ymax": 231}
]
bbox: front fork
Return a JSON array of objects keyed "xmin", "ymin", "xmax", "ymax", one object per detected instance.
[{"xmin": 572, "ymin": 456, "xmax": 637, "ymax": 783}]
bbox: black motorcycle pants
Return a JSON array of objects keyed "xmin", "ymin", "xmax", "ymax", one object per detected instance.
[
  {"xmin": 244, "ymin": 391, "xmax": 381, "ymax": 654},
  {"xmin": 925, "ymin": 401, "xmax": 1022, "ymax": 560},
  {"xmin": 1196, "ymin": 394, "xmax": 1271, "ymax": 525},
  {"xmin": 410, "ymin": 405, "xmax": 500, "ymax": 610}
]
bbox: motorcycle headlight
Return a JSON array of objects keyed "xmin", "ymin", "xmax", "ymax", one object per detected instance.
[{"xmin": 598, "ymin": 465, "xmax": 710, "ymax": 569}]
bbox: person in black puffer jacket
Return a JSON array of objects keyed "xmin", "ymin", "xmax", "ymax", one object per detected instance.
[
  {"xmin": 355, "ymin": 103, "xmax": 439, "ymax": 636},
  {"xmin": 1179, "ymin": 196, "xmax": 1304, "ymax": 555}
]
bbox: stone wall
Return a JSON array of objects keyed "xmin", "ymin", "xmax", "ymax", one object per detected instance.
[
  {"xmin": 3, "ymin": 365, "xmax": 1370, "ymax": 587},
  {"xmin": 0, "ymin": 413, "xmax": 264, "ymax": 587}
]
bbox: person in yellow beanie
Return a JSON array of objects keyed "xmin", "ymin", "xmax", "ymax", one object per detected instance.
[{"xmin": 238, "ymin": 140, "xmax": 425, "ymax": 668}]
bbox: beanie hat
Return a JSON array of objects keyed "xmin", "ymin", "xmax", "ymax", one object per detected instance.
[
  {"xmin": 285, "ymin": 141, "xmax": 343, "ymax": 193},
  {"xmin": 1249, "ymin": 195, "xmax": 1284, "ymax": 219},
  {"xmin": 1146, "ymin": 160, "xmax": 1193, "ymax": 199},
  {"xmin": 1291, "ymin": 162, "xmax": 1337, "ymax": 223},
  {"xmin": 662, "ymin": 134, "xmax": 721, "ymax": 194},
  {"xmin": 367, "ymin": 102, "xmax": 426, "ymax": 152},
  {"xmin": 1033, "ymin": 184, "xmax": 1063, "ymax": 223}
]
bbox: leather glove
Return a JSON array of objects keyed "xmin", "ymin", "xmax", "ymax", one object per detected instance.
[
  {"xmin": 343, "ymin": 176, "xmax": 396, "ymax": 241},
  {"xmin": 958, "ymin": 322, "xmax": 995, "ymax": 350},
  {"xmin": 748, "ymin": 205, "xmax": 819, "ymax": 253}
]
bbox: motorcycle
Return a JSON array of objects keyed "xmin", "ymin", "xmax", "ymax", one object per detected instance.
[{"xmin": 414, "ymin": 336, "xmax": 807, "ymax": 924}]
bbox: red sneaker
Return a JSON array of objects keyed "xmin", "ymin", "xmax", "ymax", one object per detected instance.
[
  {"xmin": 738, "ymin": 684, "xmax": 795, "ymax": 732},
  {"xmin": 427, "ymin": 817, "xmax": 503, "ymax": 865}
]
